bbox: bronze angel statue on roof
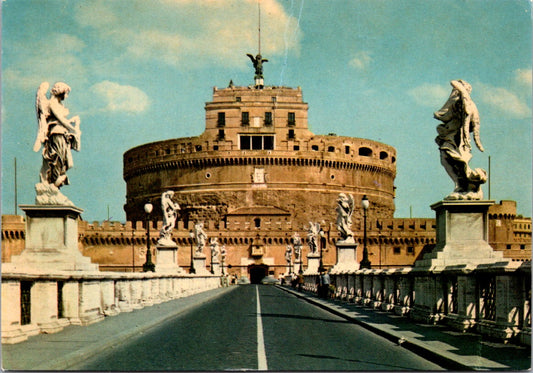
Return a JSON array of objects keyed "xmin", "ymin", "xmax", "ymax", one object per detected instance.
[
  {"xmin": 247, "ymin": 53, "xmax": 268, "ymax": 88},
  {"xmin": 33, "ymin": 82, "xmax": 81, "ymax": 205},
  {"xmin": 434, "ymin": 80, "xmax": 487, "ymax": 200}
]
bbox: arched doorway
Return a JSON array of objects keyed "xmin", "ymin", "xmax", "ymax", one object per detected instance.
[{"xmin": 249, "ymin": 264, "xmax": 268, "ymax": 284}]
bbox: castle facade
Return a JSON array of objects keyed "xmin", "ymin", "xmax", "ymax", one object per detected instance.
[{"xmin": 123, "ymin": 85, "xmax": 397, "ymax": 229}]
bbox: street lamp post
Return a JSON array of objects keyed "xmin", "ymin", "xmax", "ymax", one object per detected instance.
[
  {"xmin": 289, "ymin": 248, "xmax": 293, "ymax": 275},
  {"xmin": 319, "ymin": 229, "xmax": 325, "ymax": 272},
  {"xmin": 360, "ymin": 195, "xmax": 371, "ymax": 269},
  {"xmin": 210, "ymin": 244, "xmax": 215, "ymax": 274},
  {"xmin": 189, "ymin": 230, "xmax": 195, "ymax": 274},
  {"xmin": 131, "ymin": 228, "xmax": 135, "ymax": 272},
  {"xmin": 221, "ymin": 246, "xmax": 226, "ymax": 275},
  {"xmin": 143, "ymin": 202, "xmax": 155, "ymax": 272}
]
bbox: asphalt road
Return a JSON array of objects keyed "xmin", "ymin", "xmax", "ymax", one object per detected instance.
[{"xmin": 73, "ymin": 285, "xmax": 443, "ymax": 371}]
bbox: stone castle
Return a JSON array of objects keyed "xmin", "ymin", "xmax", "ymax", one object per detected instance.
[{"xmin": 123, "ymin": 85, "xmax": 396, "ymax": 227}]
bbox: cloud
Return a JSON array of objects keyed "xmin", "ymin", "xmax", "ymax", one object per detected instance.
[
  {"xmin": 349, "ymin": 51, "xmax": 373, "ymax": 70},
  {"xmin": 407, "ymin": 83, "xmax": 449, "ymax": 107},
  {"xmin": 514, "ymin": 68, "xmax": 532, "ymax": 87},
  {"xmin": 90, "ymin": 81, "xmax": 150, "ymax": 113},
  {"xmin": 73, "ymin": 0, "xmax": 302, "ymax": 68},
  {"xmin": 477, "ymin": 83, "xmax": 531, "ymax": 119},
  {"xmin": 3, "ymin": 33, "xmax": 87, "ymax": 91}
]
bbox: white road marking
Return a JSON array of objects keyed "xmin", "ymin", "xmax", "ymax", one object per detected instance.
[{"xmin": 256, "ymin": 286, "xmax": 268, "ymax": 371}]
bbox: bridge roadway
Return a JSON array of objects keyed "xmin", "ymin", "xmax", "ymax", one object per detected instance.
[{"xmin": 2, "ymin": 284, "xmax": 530, "ymax": 371}]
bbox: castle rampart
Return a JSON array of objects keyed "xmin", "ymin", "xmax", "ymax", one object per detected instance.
[{"xmin": 3, "ymin": 205, "xmax": 529, "ymax": 275}]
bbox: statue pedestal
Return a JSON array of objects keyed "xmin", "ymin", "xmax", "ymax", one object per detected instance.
[
  {"xmin": 293, "ymin": 261, "xmax": 302, "ymax": 275},
  {"xmin": 304, "ymin": 254, "xmax": 321, "ymax": 274},
  {"xmin": 330, "ymin": 240, "xmax": 359, "ymax": 274},
  {"xmin": 415, "ymin": 200, "xmax": 504, "ymax": 269},
  {"xmin": 211, "ymin": 262, "xmax": 221, "ymax": 276},
  {"xmin": 155, "ymin": 245, "xmax": 183, "ymax": 273},
  {"xmin": 4, "ymin": 205, "xmax": 98, "ymax": 273},
  {"xmin": 192, "ymin": 255, "xmax": 210, "ymax": 275}
]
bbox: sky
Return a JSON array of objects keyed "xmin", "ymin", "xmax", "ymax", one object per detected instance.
[{"xmin": 1, "ymin": 0, "xmax": 531, "ymax": 223}]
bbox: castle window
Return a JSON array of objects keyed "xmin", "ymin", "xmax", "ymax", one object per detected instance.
[
  {"xmin": 264, "ymin": 112, "xmax": 272, "ymax": 125},
  {"xmin": 393, "ymin": 247, "xmax": 401, "ymax": 254},
  {"xmin": 311, "ymin": 145, "xmax": 319, "ymax": 151},
  {"xmin": 241, "ymin": 136, "xmax": 251, "ymax": 150},
  {"xmin": 254, "ymin": 218, "xmax": 261, "ymax": 228},
  {"xmin": 506, "ymin": 244, "xmax": 512, "ymax": 250},
  {"xmin": 521, "ymin": 244, "xmax": 526, "ymax": 250},
  {"xmin": 252, "ymin": 136, "xmax": 262, "ymax": 150},
  {"xmin": 263, "ymin": 136, "xmax": 274, "ymax": 150},
  {"xmin": 218, "ymin": 129, "xmax": 225, "ymax": 140},
  {"xmin": 217, "ymin": 112, "xmax": 226, "ymax": 127},
  {"xmin": 241, "ymin": 112, "xmax": 249, "ymax": 126},
  {"xmin": 236, "ymin": 97, "xmax": 241, "ymax": 102},
  {"xmin": 288, "ymin": 129, "xmax": 295, "ymax": 139},
  {"xmin": 407, "ymin": 246, "xmax": 414, "ymax": 254},
  {"xmin": 380, "ymin": 151, "xmax": 388, "ymax": 160},
  {"xmin": 213, "ymin": 145, "xmax": 219, "ymax": 151},
  {"xmin": 195, "ymin": 145, "xmax": 202, "ymax": 152},
  {"xmin": 293, "ymin": 145, "xmax": 300, "ymax": 151},
  {"xmin": 288, "ymin": 112, "xmax": 295, "ymax": 126},
  {"xmin": 345, "ymin": 146, "xmax": 350, "ymax": 155},
  {"xmin": 328, "ymin": 146, "xmax": 335, "ymax": 152},
  {"xmin": 359, "ymin": 147, "xmax": 372, "ymax": 157},
  {"xmin": 240, "ymin": 135, "xmax": 274, "ymax": 150}
]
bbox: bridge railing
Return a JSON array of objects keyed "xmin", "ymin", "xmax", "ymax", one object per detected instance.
[
  {"xmin": 1, "ymin": 272, "xmax": 221, "ymax": 344},
  {"xmin": 304, "ymin": 261, "xmax": 531, "ymax": 346}
]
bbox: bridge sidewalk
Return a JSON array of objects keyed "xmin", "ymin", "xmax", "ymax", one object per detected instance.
[
  {"xmin": 280, "ymin": 286, "xmax": 531, "ymax": 371},
  {"xmin": 2, "ymin": 286, "xmax": 237, "ymax": 371}
]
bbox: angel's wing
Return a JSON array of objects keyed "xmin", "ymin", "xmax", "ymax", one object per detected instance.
[
  {"xmin": 347, "ymin": 194, "xmax": 355, "ymax": 216},
  {"xmin": 246, "ymin": 53, "xmax": 256, "ymax": 64},
  {"xmin": 33, "ymin": 82, "xmax": 50, "ymax": 152}
]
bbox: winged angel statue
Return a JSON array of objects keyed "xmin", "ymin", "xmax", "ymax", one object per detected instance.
[
  {"xmin": 434, "ymin": 80, "xmax": 486, "ymax": 200},
  {"xmin": 157, "ymin": 191, "xmax": 180, "ymax": 247},
  {"xmin": 336, "ymin": 193, "xmax": 355, "ymax": 242},
  {"xmin": 33, "ymin": 82, "xmax": 81, "ymax": 205}
]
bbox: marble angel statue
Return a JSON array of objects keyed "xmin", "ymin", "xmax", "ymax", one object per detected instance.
[
  {"xmin": 336, "ymin": 193, "xmax": 355, "ymax": 242},
  {"xmin": 434, "ymin": 80, "xmax": 487, "ymax": 200},
  {"xmin": 292, "ymin": 232, "xmax": 302, "ymax": 261},
  {"xmin": 210, "ymin": 238, "xmax": 220, "ymax": 264},
  {"xmin": 285, "ymin": 245, "xmax": 292, "ymax": 266},
  {"xmin": 194, "ymin": 222, "xmax": 207, "ymax": 256},
  {"xmin": 307, "ymin": 222, "xmax": 321, "ymax": 255},
  {"xmin": 157, "ymin": 191, "xmax": 180, "ymax": 247},
  {"xmin": 33, "ymin": 82, "xmax": 81, "ymax": 205}
]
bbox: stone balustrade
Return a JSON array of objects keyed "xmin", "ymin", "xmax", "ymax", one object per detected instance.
[
  {"xmin": 1, "ymin": 271, "xmax": 221, "ymax": 344},
  {"xmin": 303, "ymin": 260, "xmax": 531, "ymax": 346}
]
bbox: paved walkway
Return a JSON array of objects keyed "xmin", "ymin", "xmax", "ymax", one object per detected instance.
[
  {"xmin": 280, "ymin": 286, "xmax": 531, "ymax": 371},
  {"xmin": 2, "ymin": 286, "xmax": 237, "ymax": 371}
]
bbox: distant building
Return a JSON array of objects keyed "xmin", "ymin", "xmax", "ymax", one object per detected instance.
[{"xmin": 488, "ymin": 200, "xmax": 532, "ymax": 262}]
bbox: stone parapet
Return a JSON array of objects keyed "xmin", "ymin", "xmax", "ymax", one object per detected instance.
[
  {"xmin": 1, "ymin": 271, "xmax": 221, "ymax": 344},
  {"xmin": 302, "ymin": 260, "xmax": 531, "ymax": 345}
]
